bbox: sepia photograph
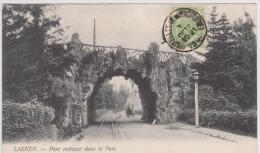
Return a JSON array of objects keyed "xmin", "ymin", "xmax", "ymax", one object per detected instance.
[{"xmin": 1, "ymin": 2, "xmax": 258, "ymax": 153}]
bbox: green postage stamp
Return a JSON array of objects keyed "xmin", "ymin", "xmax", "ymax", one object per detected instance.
[{"xmin": 163, "ymin": 8, "xmax": 207, "ymax": 52}]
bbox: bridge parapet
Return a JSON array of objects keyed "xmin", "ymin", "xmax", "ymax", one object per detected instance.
[{"xmin": 55, "ymin": 42, "xmax": 187, "ymax": 63}]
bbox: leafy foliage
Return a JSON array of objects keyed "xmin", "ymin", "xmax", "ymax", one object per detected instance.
[
  {"xmin": 95, "ymin": 81, "xmax": 129, "ymax": 110},
  {"xmin": 179, "ymin": 109, "xmax": 257, "ymax": 137},
  {"xmin": 95, "ymin": 81, "xmax": 115, "ymax": 109},
  {"xmin": 2, "ymin": 4, "xmax": 64, "ymax": 102},
  {"xmin": 2, "ymin": 4, "xmax": 85, "ymax": 140},
  {"xmin": 3, "ymin": 101, "xmax": 57, "ymax": 141},
  {"xmin": 143, "ymin": 42, "xmax": 159, "ymax": 75},
  {"xmin": 191, "ymin": 7, "xmax": 256, "ymax": 109},
  {"xmin": 198, "ymin": 85, "xmax": 241, "ymax": 111},
  {"xmin": 50, "ymin": 77, "xmax": 83, "ymax": 103},
  {"xmin": 113, "ymin": 85, "xmax": 130, "ymax": 110}
]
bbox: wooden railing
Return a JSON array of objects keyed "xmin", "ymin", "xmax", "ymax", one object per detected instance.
[{"xmin": 55, "ymin": 43, "xmax": 186, "ymax": 62}]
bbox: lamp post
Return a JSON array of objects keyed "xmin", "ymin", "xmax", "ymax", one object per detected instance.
[{"xmin": 193, "ymin": 71, "xmax": 199, "ymax": 128}]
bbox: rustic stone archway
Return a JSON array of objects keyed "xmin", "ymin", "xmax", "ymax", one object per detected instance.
[{"xmin": 59, "ymin": 33, "xmax": 192, "ymax": 128}]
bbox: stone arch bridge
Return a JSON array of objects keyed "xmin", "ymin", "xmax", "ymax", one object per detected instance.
[{"xmin": 54, "ymin": 34, "xmax": 192, "ymax": 128}]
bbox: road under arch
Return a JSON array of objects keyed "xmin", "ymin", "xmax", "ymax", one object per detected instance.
[{"xmin": 87, "ymin": 68, "xmax": 157, "ymax": 124}]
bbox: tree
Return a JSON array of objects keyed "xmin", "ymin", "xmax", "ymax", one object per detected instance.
[
  {"xmin": 95, "ymin": 81, "xmax": 115, "ymax": 109},
  {"xmin": 191, "ymin": 7, "xmax": 256, "ymax": 108},
  {"xmin": 2, "ymin": 4, "xmax": 64, "ymax": 102},
  {"xmin": 232, "ymin": 12, "xmax": 257, "ymax": 108},
  {"xmin": 207, "ymin": 6, "xmax": 218, "ymax": 45},
  {"xmin": 113, "ymin": 85, "xmax": 129, "ymax": 110},
  {"xmin": 193, "ymin": 7, "xmax": 236, "ymax": 89},
  {"xmin": 94, "ymin": 82, "xmax": 130, "ymax": 110}
]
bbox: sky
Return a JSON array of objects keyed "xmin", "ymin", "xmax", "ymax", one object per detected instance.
[
  {"xmin": 55, "ymin": 4, "xmax": 257, "ymax": 53},
  {"xmin": 54, "ymin": 4, "xmax": 256, "ymax": 89}
]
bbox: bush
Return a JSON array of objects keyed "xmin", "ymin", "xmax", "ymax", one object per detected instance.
[
  {"xmin": 3, "ymin": 101, "xmax": 57, "ymax": 141},
  {"xmin": 178, "ymin": 109, "xmax": 257, "ymax": 137},
  {"xmin": 183, "ymin": 85, "xmax": 241, "ymax": 111},
  {"xmin": 199, "ymin": 85, "xmax": 241, "ymax": 111},
  {"xmin": 21, "ymin": 124, "xmax": 59, "ymax": 141}
]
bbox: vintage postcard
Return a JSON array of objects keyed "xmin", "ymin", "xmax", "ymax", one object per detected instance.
[{"xmin": 1, "ymin": 1, "xmax": 258, "ymax": 153}]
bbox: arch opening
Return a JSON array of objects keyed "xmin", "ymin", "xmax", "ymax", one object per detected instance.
[{"xmin": 87, "ymin": 68, "xmax": 157, "ymax": 124}]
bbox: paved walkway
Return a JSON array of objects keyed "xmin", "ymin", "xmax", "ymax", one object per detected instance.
[
  {"xmin": 67, "ymin": 111, "xmax": 257, "ymax": 153},
  {"xmin": 166, "ymin": 122, "xmax": 256, "ymax": 143}
]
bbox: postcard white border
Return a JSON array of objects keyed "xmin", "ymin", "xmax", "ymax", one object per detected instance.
[{"xmin": 0, "ymin": 1, "xmax": 259, "ymax": 153}]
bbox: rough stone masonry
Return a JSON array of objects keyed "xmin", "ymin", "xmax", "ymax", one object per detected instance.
[{"xmin": 60, "ymin": 33, "xmax": 192, "ymax": 129}]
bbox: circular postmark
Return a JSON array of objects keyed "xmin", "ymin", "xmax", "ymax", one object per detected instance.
[{"xmin": 163, "ymin": 8, "xmax": 207, "ymax": 52}]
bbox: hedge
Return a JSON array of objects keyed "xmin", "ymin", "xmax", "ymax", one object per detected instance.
[
  {"xmin": 3, "ymin": 101, "xmax": 57, "ymax": 141},
  {"xmin": 178, "ymin": 109, "xmax": 257, "ymax": 137},
  {"xmin": 183, "ymin": 85, "xmax": 241, "ymax": 112}
]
